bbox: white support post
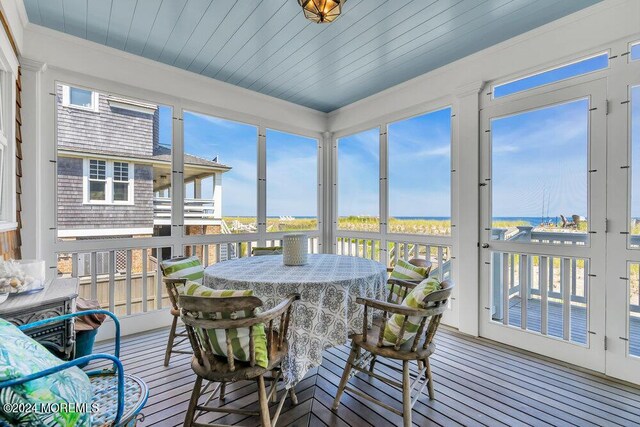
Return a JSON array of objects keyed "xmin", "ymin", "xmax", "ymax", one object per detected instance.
[
  {"xmin": 172, "ymin": 104, "xmax": 184, "ymax": 247},
  {"xmin": 379, "ymin": 124, "xmax": 388, "ymax": 266},
  {"xmin": 257, "ymin": 126, "xmax": 267, "ymax": 246},
  {"xmin": 455, "ymin": 81, "xmax": 483, "ymax": 336},
  {"xmin": 322, "ymin": 131, "xmax": 333, "ymax": 254}
]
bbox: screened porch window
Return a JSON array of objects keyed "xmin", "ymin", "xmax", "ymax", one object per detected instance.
[
  {"xmin": 631, "ymin": 42, "xmax": 640, "ymax": 61},
  {"xmin": 337, "ymin": 128, "xmax": 380, "ymax": 232},
  {"xmin": 388, "ymin": 107, "xmax": 452, "ymax": 235},
  {"xmin": 493, "ymin": 53, "xmax": 608, "ymax": 98}
]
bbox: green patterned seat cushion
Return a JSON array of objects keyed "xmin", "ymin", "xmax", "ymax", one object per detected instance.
[
  {"xmin": 251, "ymin": 246, "xmax": 283, "ymax": 256},
  {"xmin": 178, "ymin": 281, "xmax": 269, "ymax": 369},
  {"xmin": 382, "ymin": 277, "xmax": 442, "ymax": 347},
  {"xmin": 160, "ymin": 256, "xmax": 204, "ymax": 284},
  {"xmin": 387, "ymin": 259, "xmax": 429, "ymax": 301},
  {"xmin": 0, "ymin": 318, "xmax": 92, "ymax": 426}
]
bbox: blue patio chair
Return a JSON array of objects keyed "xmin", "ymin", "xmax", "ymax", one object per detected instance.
[{"xmin": 0, "ymin": 310, "xmax": 148, "ymax": 426}]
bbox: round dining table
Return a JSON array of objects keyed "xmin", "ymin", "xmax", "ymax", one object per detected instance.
[{"xmin": 203, "ymin": 253, "xmax": 387, "ymax": 387}]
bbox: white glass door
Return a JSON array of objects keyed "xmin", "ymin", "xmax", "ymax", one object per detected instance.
[
  {"xmin": 605, "ymin": 51, "xmax": 640, "ymax": 383},
  {"xmin": 479, "ymin": 79, "xmax": 607, "ymax": 372}
]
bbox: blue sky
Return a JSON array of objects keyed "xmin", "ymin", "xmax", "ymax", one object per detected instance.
[
  {"xmin": 388, "ymin": 108, "xmax": 451, "ymax": 217},
  {"xmin": 265, "ymin": 129, "xmax": 317, "ymax": 216},
  {"xmin": 337, "ymin": 128, "xmax": 379, "ymax": 218},
  {"xmin": 492, "ymin": 99, "xmax": 588, "ymax": 218}
]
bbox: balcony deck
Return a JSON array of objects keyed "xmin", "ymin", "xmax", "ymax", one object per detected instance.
[
  {"xmin": 507, "ymin": 297, "xmax": 640, "ymax": 356},
  {"xmin": 96, "ymin": 325, "xmax": 640, "ymax": 426}
]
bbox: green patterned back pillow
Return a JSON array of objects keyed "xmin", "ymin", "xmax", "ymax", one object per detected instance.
[
  {"xmin": 251, "ymin": 246, "xmax": 283, "ymax": 256},
  {"xmin": 177, "ymin": 281, "xmax": 269, "ymax": 368},
  {"xmin": 387, "ymin": 259, "xmax": 429, "ymax": 300},
  {"xmin": 0, "ymin": 318, "xmax": 92, "ymax": 426},
  {"xmin": 161, "ymin": 256, "xmax": 204, "ymax": 284},
  {"xmin": 383, "ymin": 277, "xmax": 441, "ymax": 347}
]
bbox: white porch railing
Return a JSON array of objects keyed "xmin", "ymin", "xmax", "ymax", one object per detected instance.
[
  {"xmin": 335, "ymin": 235, "xmax": 452, "ymax": 281},
  {"xmin": 56, "ymin": 235, "xmax": 321, "ymax": 317},
  {"xmin": 153, "ymin": 197, "xmax": 217, "ymax": 224}
]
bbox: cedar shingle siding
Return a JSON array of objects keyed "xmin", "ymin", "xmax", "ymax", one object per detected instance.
[
  {"xmin": 56, "ymin": 84, "xmax": 158, "ymax": 235},
  {"xmin": 56, "ymin": 157, "xmax": 153, "ymax": 231}
]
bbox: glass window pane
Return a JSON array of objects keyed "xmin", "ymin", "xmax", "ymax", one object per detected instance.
[
  {"xmin": 113, "ymin": 182, "xmax": 128, "ymax": 201},
  {"xmin": 337, "ymin": 128, "xmax": 379, "ymax": 232},
  {"xmin": 631, "ymin": 43, "xmax": 640, "ymax": 61},
  {"xmin": 491, "ymin": 99, "xmax": 589, "ymax": 245},
  {"xmin": 70, "ymin": 87, "xmax": 93, "ymax": 107},
  {"xmin": 494, "ymin": 54, "xmax": 608, "ymax": 98},
  {"xmin": 56, "ymin": 83, "xmax": 172, "ymax": 239},
  {"xmin": 114, "ymin": 162, "xmax": 128, "ymax": 181},
  {"xmin": 630, "ymin": 86, "xmax": 640, "ymax": 246},
  {"xmin": 183, "ymin": 112, "xmax": 257, "ymax": 235},
  {"xmin": 388, "ymin": 107, "xmax": 451, "ymax": 235},
  {"xmin": 266, "ymin": 129, "xmax": 318, "ymax": 232},
  {"xmin": 90, "ymin": 159, "xmax": 106, "ymax": 180},
  {"xmin": 89, "ymin": 181, "xmax": 105, "ymax": 201}
]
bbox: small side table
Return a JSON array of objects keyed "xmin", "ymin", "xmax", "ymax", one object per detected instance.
[{"xmin": 0, "ymin": 278, "xmax": 79, "ymax": 359}]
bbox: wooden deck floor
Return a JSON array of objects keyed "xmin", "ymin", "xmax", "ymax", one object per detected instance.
[
  {"xmin": 507, "ymin": 297, "xmax": 640, "ymax": 355},
  {"xmin": 94, "ymin": 326, "xmax": 640, "ymax": 427}
]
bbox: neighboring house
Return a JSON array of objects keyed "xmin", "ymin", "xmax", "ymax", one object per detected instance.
[{"xmin": 56, "ymin": 84, "xmax": 230, "ymax": 273}]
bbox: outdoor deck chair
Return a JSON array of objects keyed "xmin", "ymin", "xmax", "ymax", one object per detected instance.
[
  {"xmin": 560, "ymin": 214, "xmax": 576, "ymax": 228},
  {"xmin": 179, "ymin": 290, "xmax": 300, "ymax": 427},
  {"xmin": 160, "ymin": 256, "xmax": 204, "ymax": 367},
  {"xmin": 251, "ymin": 246, "xmax": 283, "ymax": 256},
  {"xmin": 386, "ymin": 258, "xmax": 432, "ymax": 304},
  {"xmin": 332, "ymin": 280, "xmax": 454, "ymax": 427},
  {"xmin": 572, "ymin": 215, "xmax": 582, "ymax": 229},
  {"xmin": 0, "ymin": 310, "xmax": 148, "ymax": 426}
]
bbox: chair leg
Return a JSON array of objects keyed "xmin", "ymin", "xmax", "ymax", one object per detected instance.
[
  {"xmin": 402, "ymin": 360, "xmax": 412, "ymax": 427},
  {"xmin": 425, "ymin": 358, "xmax": 435, "ymax": 400},
  {"xmin": 164, "ymin": 315, "xmax": 178, "ymax": 367},
  {"xmin": 289, "ymin": 387, "xmax": 298, "ymax": 405},
  {"xmin": 219, "ymin": 382, "xmax": 226, "ymax": 401},
  {"xmin": 257, "ymin": 375, "xmax": 272, "ymax": 427},
  {"xmin": 332, "ymin": 344, "xmax": 357, "ymax": 411},
  {"xmin": 184, "ymin": 376, "xmax": 202, "ymax": 427},
  {"xmin": 369, "ymin": 355, "xmax": 377, "ymax": 375}
]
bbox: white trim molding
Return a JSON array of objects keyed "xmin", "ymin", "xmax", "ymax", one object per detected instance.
[{"xmin": 57, "ymin": 227, "xmax": 153, "ymax": 238}]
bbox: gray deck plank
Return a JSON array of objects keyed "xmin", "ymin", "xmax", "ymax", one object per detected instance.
[{"xmin": 92, "ymin": 325, "xmax": 640, "ymax": 426}]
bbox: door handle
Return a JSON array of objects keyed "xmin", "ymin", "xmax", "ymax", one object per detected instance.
[{"xmin": 481, "ymin": 243, "xmax": 489, "ymax": 249}]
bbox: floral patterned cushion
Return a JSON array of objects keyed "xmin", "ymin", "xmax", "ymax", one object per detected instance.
[{"xmin": 0, "ymin": 318, "xmax": 92, "ymax": 426}]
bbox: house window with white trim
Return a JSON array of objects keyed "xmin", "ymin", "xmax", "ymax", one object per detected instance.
[
  {"xmin": 88, "ymin": 159, "xmax": 106, "ymax": 201},
  {"xmin": 62, "ymin": 85, "xmax": 99, "ymax": 111},
  {"xmin": 84, "ymin": 159, "xmax": 134, "ymax": 204},
  {"xmin": 113, "ymin": 161, "xmax": 130, "ymax": 202}
]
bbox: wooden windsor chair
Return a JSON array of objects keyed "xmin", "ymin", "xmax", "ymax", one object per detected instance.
[
  {"xmin": 386, "ymin": 257, "xmax": 432, "ymax": 304},
  {"xmin": 178, "ymin": 289, "xmax": 300, "ymax": 427},
  {"xmin": 332, "ymin": 279, "xmax": 454, "ymax": 427}
]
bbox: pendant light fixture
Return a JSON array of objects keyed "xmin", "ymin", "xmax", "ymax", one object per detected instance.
[{"xmin": 298, "ymin": 0, "xmax": 346, "ymax": 24}]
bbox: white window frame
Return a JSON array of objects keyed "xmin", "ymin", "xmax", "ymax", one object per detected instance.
[
  {"xmin": 62, "ymin": 85, "xmax": 100, "ymax": 112},
  {"xmin": 112, "ymin": 161, "xmax": 131, "ymax": 202},
  {"xmin": 83, "ymin": 158, "xmax": 135, "ymax": 205}
]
